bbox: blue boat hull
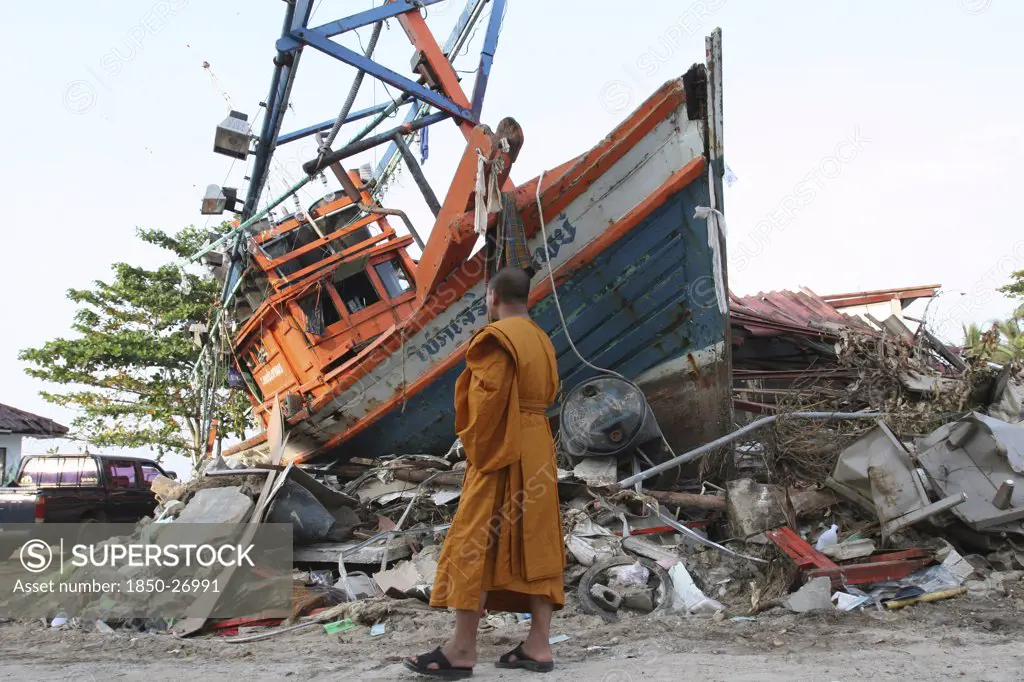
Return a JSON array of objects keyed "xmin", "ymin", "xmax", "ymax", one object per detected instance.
[{"xmin": 344, "ymin": 177, "xmax": 731, "ymax": 458}]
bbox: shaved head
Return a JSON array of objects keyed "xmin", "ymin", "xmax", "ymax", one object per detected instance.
[
  {"xmin": 488, "ymin": 267, "xmax": 530, "ymax": 305},
  {"xmin": 486, "ymin": 267, "xmax": 531, "ymax": 321}
]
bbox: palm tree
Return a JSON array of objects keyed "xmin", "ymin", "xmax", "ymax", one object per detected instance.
[
  {"xmin": 962, "ymin": 322, "xmax": 986, "ymax": 354},
  {"xmin": 963, "ymin": 308, "xmax": 1024, "ymax": 365},
  {"xmin": 993, "ymin": 311, "xmax": 1024, "ymax": 365}
]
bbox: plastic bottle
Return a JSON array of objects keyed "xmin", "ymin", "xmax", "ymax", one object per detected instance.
[{"xmin": 815, "ymin": 524, "xmax": 839, "ymax": 551}]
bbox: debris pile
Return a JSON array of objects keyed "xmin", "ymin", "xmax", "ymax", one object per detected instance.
[{"xmin": 38, "ymin": 304, "xmax": 1024, "ymax": 644}]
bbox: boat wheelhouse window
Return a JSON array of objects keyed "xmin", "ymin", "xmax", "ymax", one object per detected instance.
[
  {"xmin": 323, "ymin": 204, "xmax": 360, "ymax": 233},
  {"xmin": 335, "ymin": 271, "xmax": 380, "ymax": 313},
  {"xmin": 235, "ymin": 354, "xmax": 263, "ymax": 402},
  {"xmin": 297, "ymin": 287, "xmax": 341, "ymax": 335},
  {"xmin": 374, "ymin": 258, "xmax": 413, "ymax": 298},
  {"xmin": 248, "ymin": 341, "xmax": 268, "ymax": 366},
  {"xmin": 262, "ymin": 223, "xmax": 334, "ymax": 277}
]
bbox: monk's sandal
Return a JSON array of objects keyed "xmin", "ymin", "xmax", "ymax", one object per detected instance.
[
  {"xmin": 495, "ymin": 642, "xmax": 555, "ymax": 673},
  {"xmin": 403, "ymin": 647, "xmax": 474, "ymax": 679}
]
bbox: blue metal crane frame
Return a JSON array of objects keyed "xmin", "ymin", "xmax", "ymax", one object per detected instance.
[{"xmin": 242, "ymin": 0, "xmax": 506, "ymax": 220}]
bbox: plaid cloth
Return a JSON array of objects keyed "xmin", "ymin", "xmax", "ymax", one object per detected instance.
[{"xmin": 500, "ymin": 191, "xmax": 535, "ymax": 277}]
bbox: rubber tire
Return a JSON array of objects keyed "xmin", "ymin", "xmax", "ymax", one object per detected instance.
[{"xmin": 576, "ymin": 555, "xmax": 673, "ymax": 621}]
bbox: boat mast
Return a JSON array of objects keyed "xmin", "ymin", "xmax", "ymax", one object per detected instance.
[{"xmin": 188, "ymin": 0, "xmax": 508, "ymax": 459}]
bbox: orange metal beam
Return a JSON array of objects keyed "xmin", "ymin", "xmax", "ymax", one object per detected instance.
[
  {"xmin": 390, "ymin": 1, "xmax": 473, "ymax": 128},
  {"xmin": 413, "ymin": 124, "xmax": 494, "ymax": 299},
  {"xmin": 413, "ymin": 118, "xmax": 522, "ymax": 300}
]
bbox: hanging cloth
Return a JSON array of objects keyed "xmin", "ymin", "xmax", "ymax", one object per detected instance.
[
  {"xmin": 693, "ymin": 206, "xmax": 728, "ymax": 317},
  {"xmin": 500, "ymin": 191, "xmax": 534, "ymax": 276}
]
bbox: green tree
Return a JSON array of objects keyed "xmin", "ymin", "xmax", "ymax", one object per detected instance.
[
  {"xmin": 998, "ymin": 270, "xmax": 1024, "ymax": 300},
  {"xmin": 962, "ymin": 321, "xmax": 986, "ymax": 355},
  {"xmin": 18, "ymin": 227, "xmax": 251, "ymax": 470},
  {"xmin": 963, "ymin": 311, "xmax": 1024, "ymax": 365}
]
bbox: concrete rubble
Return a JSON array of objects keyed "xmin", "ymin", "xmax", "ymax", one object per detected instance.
[{"xmin": 783, "ymin": 577, "xmax": 833, "ymax": 613}]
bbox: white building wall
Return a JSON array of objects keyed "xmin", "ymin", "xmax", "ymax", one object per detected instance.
[{"xmin": 0, "ymin": 435, "xmax": 23, "ymax": 483}]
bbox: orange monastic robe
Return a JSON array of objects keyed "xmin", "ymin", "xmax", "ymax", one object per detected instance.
[{"xmin": 429, "ymin": 316, "xmax": 566, "ymax": 613}]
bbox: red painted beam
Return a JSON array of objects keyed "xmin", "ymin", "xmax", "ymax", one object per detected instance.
[{"xmin": 821, "ymin": 286, "xmax": 941, "ymax": 308}]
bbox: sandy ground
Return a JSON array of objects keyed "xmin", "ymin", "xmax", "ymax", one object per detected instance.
[{"xmin": 0, "ymin": 592, "xmax": 1023, "ymax": 681}]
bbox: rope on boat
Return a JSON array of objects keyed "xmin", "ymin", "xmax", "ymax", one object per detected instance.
[
  {"xmin": 319, "ymin": 20, "xmax": 385, "ymax": 159},
  {"xmin": 534, "ymin": 171, "xmax": 624, "ymax": 382}
]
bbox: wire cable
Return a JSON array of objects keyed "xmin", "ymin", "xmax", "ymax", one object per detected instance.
[{"xmin": 534, "ymin": 170, "xmax": 623, "ymax": 381}]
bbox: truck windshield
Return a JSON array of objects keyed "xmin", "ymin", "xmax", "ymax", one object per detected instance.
[{"xmin": 19, "ymin": 457, "xmax": 100, "ymax": 486}]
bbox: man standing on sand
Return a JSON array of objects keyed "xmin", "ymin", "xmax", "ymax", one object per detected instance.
[{"xmin": 405, "ymin": 267, "xmax": 565, "ymax": 678}]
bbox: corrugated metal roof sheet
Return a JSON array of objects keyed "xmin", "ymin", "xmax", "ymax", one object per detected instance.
[
  {"xmin": 730, "ymin": 287, "xmax": 873, "ymax": 339},
  {"xmin": 0, "ymin": 404, "xmax": 68, "ymax": 437}
]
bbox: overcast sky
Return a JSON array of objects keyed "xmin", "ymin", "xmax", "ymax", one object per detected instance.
[{"xmin": 2, "ymin": 0, "xmax": 1021, "ymax": 475}]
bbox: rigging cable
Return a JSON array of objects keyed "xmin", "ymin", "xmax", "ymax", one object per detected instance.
[
  {"xmin": 319, "ymin": 20, "xmax": 384, "ymax": 156},
  {"xmin": 534, "ymin": 171, "xmax": 624, "ymax": 382}
]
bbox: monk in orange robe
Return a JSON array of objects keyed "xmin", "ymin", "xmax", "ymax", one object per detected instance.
[{"xmin": 405, "ymin": 267, "xmax": 565, "ymax": 678}]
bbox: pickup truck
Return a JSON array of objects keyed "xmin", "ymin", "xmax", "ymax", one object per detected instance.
[{"xmin": 0, "ymin": 453, "xmax": 175, "ymax": 530}]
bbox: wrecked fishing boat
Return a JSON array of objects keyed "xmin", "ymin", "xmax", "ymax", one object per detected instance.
[{"xmin": 193, "ymin": 1, "xmax": 732, "ymax": 466}]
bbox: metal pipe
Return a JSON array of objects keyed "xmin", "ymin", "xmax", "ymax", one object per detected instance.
[
  {"xmin": 303, "ymin": 112, "xmax": 449, "ymax": 175},
  {"xmin": 645, "ymin": 502, "xmax": 769, "ymax": 564},
  {"xmin": 470, "ymin": 0, "xmax": 505, "ymax": 117},
  {"xmin": 276, "ymin": 102, "xmax": 394, "ymax": 146},
  {"xmin": 392, "ymin": 133, "xmax": 441, "ymax": 217},
  {"xmin": 335, "ymin": 165, "xmax": 364, "ymax": 204},
  {"xmin": 345, "ymin": 523, "xmax": 452, "ymax": 555},
  {"xmin": 358, "ymin": 203, "xmax": 425, "ymax": 251},
  {"xmin": 993, "ymin": 480, "xmax": 1015, "ymax": 510},
  {"xmin": 617, "ymin": 412, "xmax": 885, "ymax": 488},
  {"xmin": 245, "ymin": 5, "xmax": 310, "ymax": 220},
  {"xmin": 348, "ymin": 94, "xmax": 409, "ymax": 145}
]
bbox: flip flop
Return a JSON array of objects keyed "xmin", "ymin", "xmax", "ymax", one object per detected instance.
[
  {"xmin": 403, "ymin": 646, "xmax": 474, "ymax": 679},
  {"xmin": 495, "ymin": 642, "xmax": 555, "ymax": 673}
]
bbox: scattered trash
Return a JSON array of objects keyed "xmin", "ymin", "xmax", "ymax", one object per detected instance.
[
  {"xmin": 832, "ymin": 591, "xmax": 869, "ymax": 611},
  {"xmin": 174, "ymin": 486, "xmax": 253, "ymax": 525},
  {"xmin": 548, "ymin": 634, "xmax": 570, "ymax": 645},
  {"xmin": 884, "ymin": 586, "xmax": 968, "ymax": 610},
  {"xmin": 323, "ymin": 618, "xmax": 356, "ymax": 635},
  {"xmin": 821, "ymin": 538, "xmax": 876, "ymax": 561},
  {"xmin": 814, "ymin": 524, "xmax": 839, "ymax": 551},
  {"xmin": 727, "ymin": 479, "xmax": 791, "ymax": 539},
  {"xmin": 39, "ymin": 294, "xmax": 1020, "ymax": 645},
  {"xmin": 668, "ymin": 561, "xmax": 724, "ymax": 616},
  {"xmin": 612, "ymin": 562, "xmax": 650, "ymax": 587},
  {"xmin": 588, "ymin": 584, "xmax": 623, "ymax": 612}
]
